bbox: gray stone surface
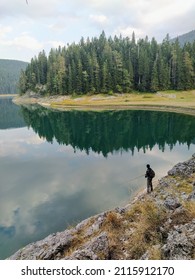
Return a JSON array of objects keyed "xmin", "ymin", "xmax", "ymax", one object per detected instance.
[
  {"xmin": 164, "ymin": 196, "xmax": 181, "ymax": 210},
  {"xmin": 162, "ymin": 220, "xmax": 195, "ymax": 259},
  {"xmin": 168, "ymin": 156, "xmax": 195, "ymax": 177}
]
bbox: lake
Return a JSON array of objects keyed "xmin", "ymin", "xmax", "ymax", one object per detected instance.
[{"xmin": 0, "ymin": 96, "xmax": 195, "ymax": 259}]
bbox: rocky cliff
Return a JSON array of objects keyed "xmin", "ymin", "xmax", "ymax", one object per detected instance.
[{"xmin": 8, "ymin": 155, "xmax": 195, "ymax": 260}]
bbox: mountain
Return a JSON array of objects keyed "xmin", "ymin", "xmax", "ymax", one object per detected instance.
[
  {"xmin": 171, "ymin": 30, "xmax": 195, "ymax": 46},
  {"xmin": 0, "ymin": 59, "xmax": 28, "ymax": 94}
]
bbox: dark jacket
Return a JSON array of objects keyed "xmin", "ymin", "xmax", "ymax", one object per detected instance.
[{"xmin": 145, "ymin": 167, "xmax": 155, "ymax": 179}]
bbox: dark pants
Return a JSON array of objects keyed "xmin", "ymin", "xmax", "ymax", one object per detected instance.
[{"xmin": 147, "ymin": 177, "xmax": 153, "ymax": 193}]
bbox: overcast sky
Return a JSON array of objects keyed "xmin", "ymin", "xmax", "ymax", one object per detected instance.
[{"xmin": 0, "ymin": 0, "xmax": 195, "ymax": 62}]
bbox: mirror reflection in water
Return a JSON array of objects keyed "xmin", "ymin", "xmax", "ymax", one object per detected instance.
[{"xmin": 0, "ymin": 99, "xmax": 195, "ymax": 259}]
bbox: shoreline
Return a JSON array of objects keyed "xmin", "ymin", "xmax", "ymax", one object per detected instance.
[
  {"xmin": 0, "ymin": 94, "xmax": 16, "ymax": 97},
  {"xmin": 7, "ymin": 92, "xmax": 195, "ymax": 260},
  {"xmin": 13, "ymin": 91, "xmax": 195, "ymax": 116},
  {"xmin": 7, "ymin": 154, "xmax": 195, "ymax": 260}
]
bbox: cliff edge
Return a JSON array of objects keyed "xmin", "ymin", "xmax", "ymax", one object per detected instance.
[{"xmin": 8, "ymin": 154, "xmax": 195, "ymax": 260}]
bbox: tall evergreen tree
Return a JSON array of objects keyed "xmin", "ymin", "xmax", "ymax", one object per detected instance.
[
  {"xmin": 19, "ymin": 31, "xmax": 195, "ymax": 95},
  {"xmin": 182, "ymin": 51, "xmax": 194, "ymax": 89}
]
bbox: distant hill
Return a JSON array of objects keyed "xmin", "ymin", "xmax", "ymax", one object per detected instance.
[
  {"xmin": 171, "ymin": 30, "xmax": 195, "ymax": 46},
  {"xmin": 0, "ymin": 59, "xmax": 28, "ymax": 94}
]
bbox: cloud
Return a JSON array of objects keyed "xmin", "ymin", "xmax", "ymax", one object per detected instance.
[
  {"xmin": 69, "ymin": 0, "xmax": 195, "ymax": 41},
  {"xmin": 47, "ymin": 40, "xmax": 66, "ymax": 49},
  {"xmin": 0, "ymin": 128, "xmax": 45, "ymax": 157},
  {"xmin": 0, "ymin": 22, "xmax": 44, "ymax": 60},
  {"xmin": 1, "ymin": 0, "xmax": 195, "ymax": 61},
  {"xmin": 89, "ymin": 14, "xmax": 109, "ymax": 26},
  {"xmin": 0, "ymin": 0, "xmax": 63, "ymax": 18},
  {"xmin": 0, "ymin": 34, "xmax": 43, "ymax": 52},
  {"xmin": 48, "ymin": 13, "xmax": 80, "ymax": 33},
  {"xmin": 0, "ymin": 25, "xmax": 12, "ymax": 37},
  {"xmin": 140, "ymin": 0, "xmax": 192, "ymax": 26},
  {"xmin": 10, "ymin": 34, "xmax": 43, "ymax": 51},
  {"xmin": 114, "ymin": 26, "xmax": 144, "ymax": 39}
]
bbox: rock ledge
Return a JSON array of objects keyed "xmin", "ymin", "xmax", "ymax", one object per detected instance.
[{"xmin": 8, "ymin": 155, "xmax": 195, "ymax": 260}]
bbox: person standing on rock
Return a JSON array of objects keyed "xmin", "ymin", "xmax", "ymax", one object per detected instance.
[{"xmin": 145, "ymin": 164, "xmax": 155, "ymax": 193}]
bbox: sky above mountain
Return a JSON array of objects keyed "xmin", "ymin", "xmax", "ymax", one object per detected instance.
[{"xmin": 0, "ymin": 0, "xmax": 195, "ymax": 62}]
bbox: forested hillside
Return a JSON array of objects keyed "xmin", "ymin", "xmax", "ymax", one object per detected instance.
[
  {"xmin": 171, "ymin": 30, "xmax": 195, "ymax": 47},
  {"xmin": 0, "ymin": 59, "xmax": 28, "ymax": 94},
  {"xmin": 19, "ymin": 31, "xmax": 195, "ymax": 95}
]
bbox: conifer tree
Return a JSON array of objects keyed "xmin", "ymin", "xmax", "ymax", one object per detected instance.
[
  {"xmin": 19, "ymin": 31, "xmax": 195, "ymax": 96},
  {"xmin": 182, "ymin": 51, "xmax": 194, "ymax": 89}
]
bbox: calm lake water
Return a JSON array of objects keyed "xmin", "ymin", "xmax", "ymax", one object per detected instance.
[{"xmin": 0, "ymin": 97, "xmax": 195, "ymax": 259}]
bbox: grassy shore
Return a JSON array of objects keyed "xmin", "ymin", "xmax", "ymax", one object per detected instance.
[{"xmin": 14, "ymin": 90, "xmax": 195, "ymax": 115}]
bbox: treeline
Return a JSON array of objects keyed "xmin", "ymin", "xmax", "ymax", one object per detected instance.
[
  {"xmin": 21, "ymin": 106, "xmax": 195, "ymax": 157},
  {"xmin": 0, "ymin": 59, "xmax": 28, "ymax": 94},
  {"xmin": 19, "ymin": 32, "xmax": 195, "ymax": 95}
]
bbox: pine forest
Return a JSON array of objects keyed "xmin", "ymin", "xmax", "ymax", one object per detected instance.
[{"xmin": 19, "ymin": 31, "xmax": 195, "ymax": 95}]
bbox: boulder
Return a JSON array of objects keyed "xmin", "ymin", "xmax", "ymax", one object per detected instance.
[
  {"xmin": 168, "ymin": 157, "xmax": 195, "ymax": 177},
  {"xmin": 162, "ymin": 221, "xmax": 195, "ymax": 259},
  {"xmin": 164, "ymin": 196, "xmax": 181, "ymax": 210},
  {"xmin": 7, "ymin": 229, "xmax": 75, "ymax": 260}
]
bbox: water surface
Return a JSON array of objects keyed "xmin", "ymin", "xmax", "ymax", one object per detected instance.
[{"xmin": 0, "ymin": 98, "xmax": 195, "ymax": 259}]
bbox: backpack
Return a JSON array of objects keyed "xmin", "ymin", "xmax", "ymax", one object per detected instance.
[{"xmin": 149, "ymin": 169, "xmax": 155, "ymax": 178}]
